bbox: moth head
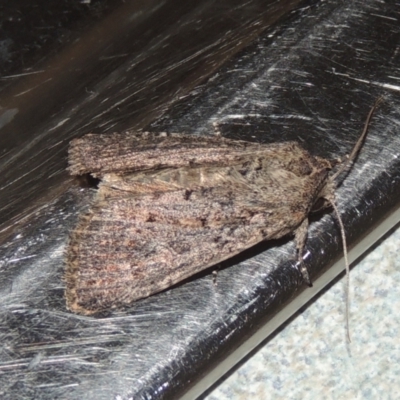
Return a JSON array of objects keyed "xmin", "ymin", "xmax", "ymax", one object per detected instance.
[{"xmin": 310, "ymin": 163, "xmax": 337, "ymax": 213}]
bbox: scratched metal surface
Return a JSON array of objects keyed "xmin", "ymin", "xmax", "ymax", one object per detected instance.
[{"xmin": 1, "ymin": 0, "xmax": 400, "ymax": 399}]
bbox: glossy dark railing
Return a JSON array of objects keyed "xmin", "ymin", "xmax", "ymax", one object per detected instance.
[{"xmin": 1, "ymin": 1, "xmax": 400, "ymax": 399}]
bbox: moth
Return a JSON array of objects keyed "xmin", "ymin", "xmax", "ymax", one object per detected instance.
[{"xmin": 65, "ymin": 100, "xmax": 381, "ymax": 321}]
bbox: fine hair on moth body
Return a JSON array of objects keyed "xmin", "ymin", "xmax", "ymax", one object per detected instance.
[{"xmin": 65, "ymin": 98, "xmax": 382, "ymax": 339}]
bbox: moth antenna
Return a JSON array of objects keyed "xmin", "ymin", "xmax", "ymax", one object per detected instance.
[
  {"xmin": 328, "ymin": 198, "xmax": 351, "ymax": 342},
  {"xmin": 331, "ymin": 97, "xmax": 383, "ymax": 182}
]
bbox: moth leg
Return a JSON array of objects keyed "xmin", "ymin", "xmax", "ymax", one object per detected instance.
[
  {"xmin": 212, "ymin": 270, "xmax": 218, "ymax": 286},
  {"xmin": 212, "ymin": 264, "xmax": 222, "ymax": 286},
  {"xmin": 294, "ymin": 218, "xmax": 312, "ymax": 286}
]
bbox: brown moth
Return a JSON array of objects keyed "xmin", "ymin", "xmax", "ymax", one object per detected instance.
[{"xmin": 65, "ymin": 100, "xmax": 381, "ymax": 322}]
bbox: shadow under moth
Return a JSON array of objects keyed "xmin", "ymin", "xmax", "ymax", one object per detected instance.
[{"xmin": 65, "ymin": 100, "xmax": 381, "ymax": 335}]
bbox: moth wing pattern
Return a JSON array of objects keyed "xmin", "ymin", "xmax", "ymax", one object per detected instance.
[
  {"xmin": 68, "ymin": 131, "xmax": 323, "ymax": 176},
  {"xmin": 66, "ymin": 133, "xmax": 332, "ymax": 314}
]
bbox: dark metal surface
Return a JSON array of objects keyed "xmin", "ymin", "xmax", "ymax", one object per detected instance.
[{"xmin": 1, "ymin": 0, "xmax": 400, "ymax": 399}]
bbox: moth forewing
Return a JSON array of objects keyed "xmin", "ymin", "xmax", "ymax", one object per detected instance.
[{"xmin": 65, "ymin": 100, "xmax": 381, "ymax": 316}]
